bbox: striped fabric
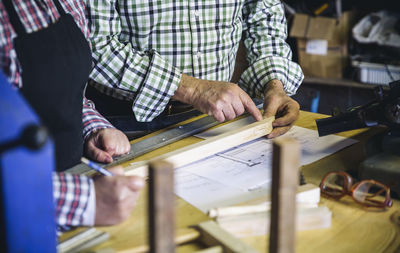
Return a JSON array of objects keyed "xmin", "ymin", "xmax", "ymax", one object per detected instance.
[
  {"xmin": 53, "ymin": 173, "xmax": 92, "ymax": 228},
  {"xmin": 86, "ymin": 0, "xmax": 304, "ymax": 122}
]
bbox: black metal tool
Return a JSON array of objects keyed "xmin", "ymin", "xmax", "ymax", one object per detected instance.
[{"xmin": 316, "ymin": 80, "xmax": 400, "ymax": 137}]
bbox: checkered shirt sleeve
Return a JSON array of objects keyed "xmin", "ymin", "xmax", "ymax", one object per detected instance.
[
  {"xmin": 53, "ymin": 172, "xmax": 93, "ymax": 231},
  {"xmin": 86, "ymin": 0, "xmax": 303, "ymax": 121},
  {"xmin": 82, "ymin": 97, "xmax": 114, "ymax": 139},
  {"xmin": 0, "ymin": 1, "xmax": 115, "ymax": 139},
  {"xmin": 86, "ymin": 0, "xmax": 182, "ymax": 122},
  {"xmin": 239, "ymin": 0, "xmax": 303, "ymax": 97}
]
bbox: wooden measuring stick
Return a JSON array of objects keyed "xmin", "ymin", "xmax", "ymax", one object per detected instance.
[
  {"xmin": 269, "ymin": 138, "xmax": 300, "ymax": 253},
  {"xmin": 148, "ymin": 160, "xmax": 175, "ymax": 253}
]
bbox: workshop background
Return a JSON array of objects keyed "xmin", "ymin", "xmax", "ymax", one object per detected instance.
[{"xmin": 281, "ymin": 0, "xmax": 400, "ymax": 115}]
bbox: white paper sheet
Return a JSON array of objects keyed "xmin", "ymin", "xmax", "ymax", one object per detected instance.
[
  {"xmin": 195, "ymin": 116, "xmax": 359, "ymax": 165},
  {"xmin": 173, "ymin": 116, "xmax": 358, "ymax": 213}
]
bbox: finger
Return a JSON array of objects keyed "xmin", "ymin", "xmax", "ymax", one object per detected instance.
[
  {"xmin": 231, "ymin": 98, "xmax": 245, "ymax": 117},
  {"xmin": 108, "ymin": 166, "xmax": 125, "ymax": 175},
  {"xmin": 272, "ymin": 103, "xmax": 300, "ymax": 127},
  {"xmin": 241, "ymin": 94, "xmax": 262, "ymax": 121},
  {"xmin": 212, "ymin": 109, "xmax": 225, "ymax": 122},
  {"xmin": 125, "ymin": 176, "xmax": 145, "ymax": 191},
  {"xmin": 123, "ymin": 140, "xmax": 131, "ymax": 154},
  {"xmin": 121, "ymin": 192, "xmax": 140, "ymax": 207},
  {"xmin": 86, "ymin": 141, "xmax": 113, "ymax": 163},
  {"xmin": 100, "ymin": 140, "xmax": 117, "ymax": 157},
  {"xmin": 115, "ymin": 135, "xmax": 131, "ymax": 155},
  {"xmin": 222, "ymin": 105, "xmax": 236, "ymax": 121},
  {"xmin": 119, "ymin": 187, "xmax": 132, "ymax": 201},
  {"xmin": 263, "ymin": 98, "xmax": 280, "ymax": 119},
  {"xmin": 266, "ymin": 125, "xmax": 293, "ymax": 138}
]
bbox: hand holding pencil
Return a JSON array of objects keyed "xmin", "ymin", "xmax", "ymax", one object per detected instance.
[{"xmin": 82, "ymin": 157, "xmax": 145, "ymax": 226}]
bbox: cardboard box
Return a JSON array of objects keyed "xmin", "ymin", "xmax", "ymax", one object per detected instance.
[{"xmin": 290, "ymin": 12, "xmax": 357, "ymax": 79}]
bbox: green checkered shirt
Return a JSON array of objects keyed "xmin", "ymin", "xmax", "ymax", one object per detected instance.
[{"xmin": 86, "ymin": 0, "xmax": 304, "ymax": 122}]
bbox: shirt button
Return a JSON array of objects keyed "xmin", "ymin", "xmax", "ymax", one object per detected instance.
[
  {"xmin": 196, "ymin": 51, "xmax": 202, "ymax": 58},
  {"xmin": 194, "ymin": 10, "xmax": 200, "ymax": 17}
]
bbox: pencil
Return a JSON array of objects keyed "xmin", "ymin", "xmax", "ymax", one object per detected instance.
[{"xmin": 81, "ymin": 157, "xmax": 113, "ymax": 177}]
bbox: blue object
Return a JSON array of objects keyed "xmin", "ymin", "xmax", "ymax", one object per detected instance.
[
  {"xmin": 310, "ymin": 90, "xmax": 320, "ymax": 113},
  {"xmin": 81, "ymin": 157, "xmax": 113, "ymax": 177},
  {"xmin": 0, "ymin": 72, "xmax": 57, "ymax": 252}
]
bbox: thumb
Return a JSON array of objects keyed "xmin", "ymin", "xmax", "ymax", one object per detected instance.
[
  {"xmin": 263, "ymin": 98, "xmax": 279, "ymax": 118},
  {"xmin": 87, "ymin": 141, "xmax": 114, "ymax": 163}
]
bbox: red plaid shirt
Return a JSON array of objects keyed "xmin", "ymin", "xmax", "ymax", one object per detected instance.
[{"xmin": 0, "ymin": 0, "xmax": 111, "ymax": 229}]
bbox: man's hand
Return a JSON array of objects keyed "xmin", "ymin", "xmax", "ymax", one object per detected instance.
[
  {"xmin": 94, "ymin": 167, "xmax": 144, "ymax": 226},
  {"xmin": 85, "ymin": 128, "xmax": 130, "ymax": 163},
  {"xmin": 263, "ymin": 80, "xmax": 300, "ymax": 138},
  {"xmin": 173, "ymin": 74, "xmax": 262, "ymax": 122}
]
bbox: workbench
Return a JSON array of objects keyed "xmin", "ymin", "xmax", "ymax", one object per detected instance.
[{"xmin": 59, "ymin": 111, "xmax": 400, "ymax": 252}]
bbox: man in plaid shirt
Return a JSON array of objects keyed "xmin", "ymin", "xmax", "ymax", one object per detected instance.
[
  {"xmin": 0, "ymin": 0, "xmax": 144, "ymax": 231},
  {"xmin": 86, "ymin": 0, "xmax": 304, "ymax": 138}
]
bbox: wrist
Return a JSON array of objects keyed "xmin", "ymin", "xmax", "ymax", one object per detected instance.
[
  {"xmin": 172, "ymin": 74, "xmax": 198, "ymax": 104},
  {"xmin": 264, "ymin": 79, "xmax": 285, "ymax": 95}
]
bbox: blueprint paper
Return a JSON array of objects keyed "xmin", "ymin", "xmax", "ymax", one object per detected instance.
[{"xmin": 164, "ymin": 116, "xmax": 358, "ymax": 212}]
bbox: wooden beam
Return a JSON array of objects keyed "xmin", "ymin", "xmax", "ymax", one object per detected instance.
[
  {"xmin": 57, "ymin": 228, "xmax": 109, "ymax": 253},
  {"xmin": 269, "ymin": 138, "xmax": 300, "ymax": 253},
  {"xmin": 148, "ymin": 161, "xmax": 175, "ymax": 253},
  {"xmin": 196, "ymin": 221, "xmax": 258, "ymax": 253},
  {"xmin": 126, "ymin": 117, "xmax": 274, "ymax": 177}
]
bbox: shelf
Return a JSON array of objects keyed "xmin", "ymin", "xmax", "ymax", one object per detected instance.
[{"xmin": 302, "ymin": 77, "xmax": 389, "ymax": 90}]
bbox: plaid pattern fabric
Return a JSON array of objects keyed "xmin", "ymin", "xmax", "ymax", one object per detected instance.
[
  {"xmin": 86, "ymin": 0, "xmax": 304, "ymax": 122},
  {"xmin": 0, "ymin": 0, "xmax": 114, "ymax": 139},
  {"xmin": 0, "ymin": 0, "xmax": 108, "ymax": 229},
  {"xmin": 53, "ymin": 173, "xmax": 93, "ymax": 230}
]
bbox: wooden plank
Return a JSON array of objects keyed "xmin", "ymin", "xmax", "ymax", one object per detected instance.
[
  {"xmin": 148, "ymin": 161, "xmax": 175, "ymax": 253},
  {"xmin": 195, "ymin": 245, "xmax": 224, "ymax": 253},
  {"xmin": 208, "ymin": 183, "xmax": 320, "ymax": 218},
  {"xmin": 196, "ymin": 221, "xmax": 258, "ymax": 253},
  {"xmin": 57, "ymin": 228, "xmax": 109, "ymax": 253},
  {"xmin": 269, "ymin": 138, "xmax": 300, "ymax": 253},
  {"xmin": 125, "ymin": 117, "xmax": 274, "ymax": 177}
]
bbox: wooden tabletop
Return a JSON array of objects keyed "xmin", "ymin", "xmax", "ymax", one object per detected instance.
[{"xmin": 60, "ymin": 111, "xmax": 400, "ymax": 252}]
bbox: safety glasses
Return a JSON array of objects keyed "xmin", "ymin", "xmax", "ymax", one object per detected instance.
[{"xmin": 320, "ymin": 171, "xmax": 393, "ymax": 209}]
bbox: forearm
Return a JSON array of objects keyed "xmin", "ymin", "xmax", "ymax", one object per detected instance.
[
  {"xmin": 86, "ymin": 0, "xmax": 182, "ymax": 122},
  {"xmin": 239, "ymin": 0, "xmax": 303, "ymax": 97}
]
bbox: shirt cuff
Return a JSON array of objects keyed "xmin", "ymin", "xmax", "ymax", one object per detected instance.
[
  {"xmin": 132, "ymin": 50, "xmax": 182, "ymax": 122},
  {"xmin": 239, "ymin": 56, "xmax": 304, "ymax": 97},
  {"xmin": 80, "ymin": 179, "xmax": 96, "ymax": 226},
  {"xmin": 82, "ymin": 98, "xmax": 115, "ymax": 140}
]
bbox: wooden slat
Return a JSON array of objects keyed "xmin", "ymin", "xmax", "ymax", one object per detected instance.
[
  {"xmin": 269, "ymin": 138, "xmax": 300, "ymax": 253},
  {"xmin": 125, "ymin": 117, "xmax": 274, "ymax": 177},
  {"xmin": 195, "ymin": 245, "xmax": 224, "ymax": 253},
  {"xmin": 196, "ymin": 221, "xmax": 258, "ymax": 253},
  {"xmin": 148, "ymin": 161, "xmax": 175, "ymax": 253},
  {"xmin": 57, "ymin": 228, "xmax": 109, "ymax": 253}
]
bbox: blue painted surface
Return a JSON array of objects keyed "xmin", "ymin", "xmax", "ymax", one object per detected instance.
[
  {"xmin": 0, "ymin": 71, "xmax": 56, "ymax": 252},
  {"xmin": 310, "ymin": 90, "xmax": 320, "ymax": 113}
]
